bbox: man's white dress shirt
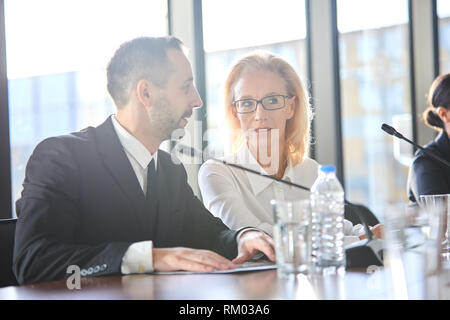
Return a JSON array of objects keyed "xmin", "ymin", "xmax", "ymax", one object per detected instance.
[
  {"xmin": 111, "ymin": 115, "xmax": 157, "ymax": 274},
  {"xmin": 112, "ymin": 116, "xmax": 250, "ymax": 274},
  {"xmin": 198, "ymin": 145, "xmax": 362, "ymax": 245}
]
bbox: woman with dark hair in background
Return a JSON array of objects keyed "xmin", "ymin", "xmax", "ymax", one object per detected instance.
[{"xmin": 408, "ymin": 73, "xmax": 450, "ymax": 203}]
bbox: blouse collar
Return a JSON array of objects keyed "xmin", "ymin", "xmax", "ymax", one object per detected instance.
[{"xmin": 235, "ymin": 144, "xmax": 295, "ymax": 196}]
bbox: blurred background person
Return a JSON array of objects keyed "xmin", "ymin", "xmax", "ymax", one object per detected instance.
[{"xmin": 408, "ymin": 73, "xmax": 450, "ymax": 203}]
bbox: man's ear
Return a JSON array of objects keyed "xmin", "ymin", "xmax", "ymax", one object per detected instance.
[
  {"xmin": 436, "ymin": 107, "xmax": 450, "ymax": 123},
  {"xmin": 136, "ymin": 79, "xmax": 154, "ymax": 108}
]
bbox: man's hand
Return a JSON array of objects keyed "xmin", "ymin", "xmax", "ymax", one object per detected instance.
[
  {"xmin": 232, "ymin": 230, "xmax": 276, "ymax": 265},
  {"xmin": 153, "ymin": 247, "xmax": 235, "ymax": 272}
]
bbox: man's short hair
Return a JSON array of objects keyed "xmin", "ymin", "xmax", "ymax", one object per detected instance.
[{"xmin": 106, "ymin": 36, "xmax": 185, "ymax": 108}]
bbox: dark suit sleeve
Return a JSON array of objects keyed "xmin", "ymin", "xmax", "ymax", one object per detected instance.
[
  {"xmin": 177, "ymin": 166, "xmax": 239, "ymax": 260},
  {"xmin": 13, "ymin": 137, "xmax": 132, "ymax": 285},
  {"xmin": 409, "ymin": 153, "xmax": 450, "ymax": 202}
]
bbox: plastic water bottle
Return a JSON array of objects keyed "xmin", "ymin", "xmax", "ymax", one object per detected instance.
[{"xmin": 310, "ymin": 165, "xmax": 346, "ymax": 275}]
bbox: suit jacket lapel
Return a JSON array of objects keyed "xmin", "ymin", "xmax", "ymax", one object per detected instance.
[{"xmin": 94, "ymin": 117, "xmax": 148, "ymax": 235}]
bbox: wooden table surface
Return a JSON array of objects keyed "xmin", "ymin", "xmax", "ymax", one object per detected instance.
[{"xmin": 0, "ymin": 268, "xmax": 422, "ymax": 300}]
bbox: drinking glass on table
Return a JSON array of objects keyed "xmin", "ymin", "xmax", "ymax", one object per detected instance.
[
  {"xmin": 271, "ymin": 199, "xmax": 311, "ymax": 278},
  {"xmin": 383, "ymin": 202, "xmax": 446, "ymax": 299},
  {"xmin": 419, "ymin": 194, "xmax": 450, "ymax": 261}
]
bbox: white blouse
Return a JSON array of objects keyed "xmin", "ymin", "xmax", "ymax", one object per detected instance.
[{"xmin": 198, "ymin": 145, "xmax": 362, "ymax": 243}]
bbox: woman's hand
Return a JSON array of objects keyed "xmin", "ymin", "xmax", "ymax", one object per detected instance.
[{"xmin": 359, "ymin": 224, "xmax": 384, "ymax": 240}]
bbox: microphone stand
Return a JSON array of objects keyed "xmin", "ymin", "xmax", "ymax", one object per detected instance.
[{"xmin": 381, "ymin": 123, "xmax": 450, "ymax": 168}]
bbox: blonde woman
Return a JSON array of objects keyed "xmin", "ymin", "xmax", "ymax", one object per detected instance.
[{"xmin": 199, "ymin": 52, "xmax": 368, "ymax": 241}]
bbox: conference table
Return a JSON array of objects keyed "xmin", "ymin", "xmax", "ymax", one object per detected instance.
[{"xmin": 1, "ymin": 264, "xmax": 448, "ymax": 300}]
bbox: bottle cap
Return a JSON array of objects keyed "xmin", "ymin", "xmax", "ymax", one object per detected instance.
[{"xmin": 319, "ymin": 165, "xmax": 336, "ymax": 173}]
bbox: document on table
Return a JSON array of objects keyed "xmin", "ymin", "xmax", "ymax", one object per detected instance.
[{"xmin": 154, "ymin": 260, "xmax": 277, "ymax": 275}]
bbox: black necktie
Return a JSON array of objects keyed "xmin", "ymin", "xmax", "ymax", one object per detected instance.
[
  {"xmin": 146, "ymin": 158, "xmax": 157, "ymax": 200},
  {"xmin": 145, "ymin": 158, "xmax": 159, "ymax": 239}
]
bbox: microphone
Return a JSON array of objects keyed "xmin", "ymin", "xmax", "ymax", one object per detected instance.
[
  {"xmin": 381, "ymin": 123, "xmax": 450, "ymax": 168},
  {"xmin": 381, "ymin": 123, "xmax": 403, "ymax": 139},
  {"xmin": 173, "ymin": 143, "xmax": 383, "ymax": 268}
]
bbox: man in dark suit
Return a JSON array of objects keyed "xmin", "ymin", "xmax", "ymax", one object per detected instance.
[{"xmin": 13, "ymin": 36, "xmax": 275, "ymax": 285}]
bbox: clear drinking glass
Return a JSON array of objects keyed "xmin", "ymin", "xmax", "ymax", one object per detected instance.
[
  {"xmin": 419, "ymin": 194, "xmax": 450, "ymax": 261},
  {"xmin": 271, "ymin": 199, "xmax": 311, "ymax": 278},
  {"xmin": 383, "ymin": 202, "xmax": 447, "ymax": 299}
]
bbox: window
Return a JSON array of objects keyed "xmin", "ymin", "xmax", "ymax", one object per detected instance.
[
  {"xmin": 5, "ymin": 0, "xmax": 168, "ymax": 216},
  {"xmin": 337, "ymin": 0, "xmax": 412, "ymax": 219},
  {"xmin": 202, "ymin": 0, "xmax": 308, "ymax": 156},
  {"xmin": 438, "ymin": 0, "xmax": 450, "ymax": 73}
]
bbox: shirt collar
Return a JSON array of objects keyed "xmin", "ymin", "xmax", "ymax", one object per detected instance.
[
  {"xmin": 111, "ymin": 115, "xmax": 158, "ymax": 170},
  {"xmin": 236, "ymin": 144, "xmax": 294, "ymax": 196}
]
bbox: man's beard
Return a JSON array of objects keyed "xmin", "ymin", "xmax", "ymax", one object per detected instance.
[{"xmin": 147, "ymin": 94, "xmax": 181, "ymax": 141}]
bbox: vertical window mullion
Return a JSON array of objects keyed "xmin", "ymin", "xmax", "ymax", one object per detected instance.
[
  {"xmin": 0, "ymin": 0, "xmax": 12, "ymax": 219},
  {"xmin": 306, "ymin": 0, "xmax": 315, "ymax": 160},
  {"xmin": 432, "ymin": 0, "xmax": 439, "ymax": 77},
  {"xmin": 193, "ymin": 0, "xmax": 207, "ymax": 156},
  {"xmin": 331, "ymin": 0, "xmax": 345, "ymax": 187},
  {"xmin": 408, "ymin": 0, "xmax": 418, "ymax": 149}
]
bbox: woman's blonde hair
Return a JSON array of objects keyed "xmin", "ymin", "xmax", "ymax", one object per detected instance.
[{"xmin": 223, "ymin": 51, "xmax": 312, "ymax": 166}]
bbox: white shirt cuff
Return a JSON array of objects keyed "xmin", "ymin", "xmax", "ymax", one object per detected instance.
[
  {"xmin": 121, "ymin": 241, "xmax": 154, "ymax": 274},
  {"xmin": 344, "ymin": 236, "xmax": 361, "ymax": 247},
  {"xmin": 236, "ymin": 227, "xmax": 268, "ymax": 261},
  {"xmin": 236, "ymin": 227, "xmax": 266, "ymax": 243},
  {"xmin": 344, "ymin": 219, "xmax": 368, "ymax": 238}
]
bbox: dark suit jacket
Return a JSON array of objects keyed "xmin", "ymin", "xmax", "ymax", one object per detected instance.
[
  {"xmin": 408, "ymin": 130, "xmax": 450, "ymax": 202},
  {"xmin": 13, "ymin": 117, "xmax": 239, "ymax": 285}
]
